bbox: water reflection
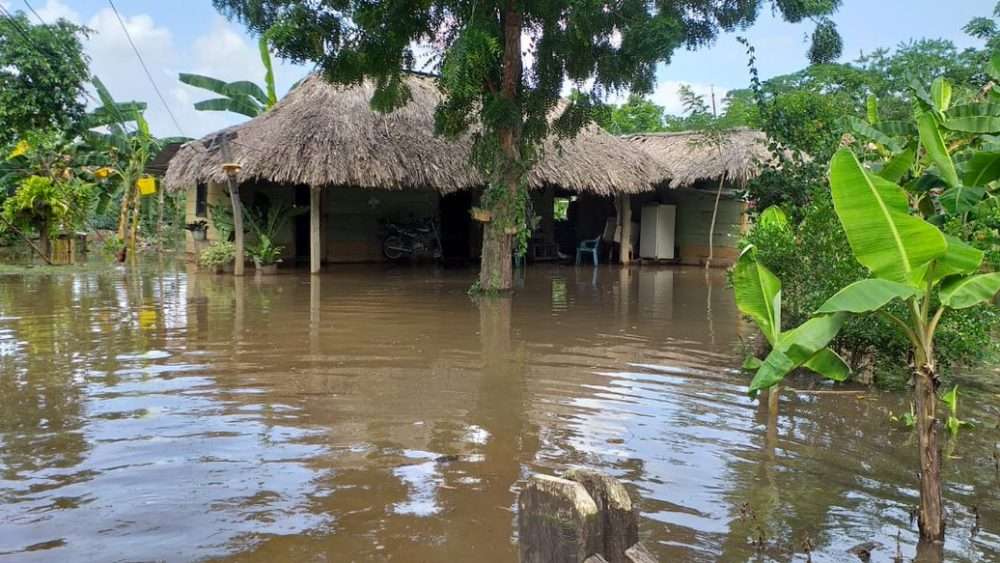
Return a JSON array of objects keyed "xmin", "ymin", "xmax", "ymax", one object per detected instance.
[{"xmin": 0, "ymin": 265, "xmax": 997, "ymax": 562}]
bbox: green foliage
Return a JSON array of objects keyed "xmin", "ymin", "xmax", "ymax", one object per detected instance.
[
  {"xmin": 733, "ymin": 246, "xmax": 849, "ymax": 392},
  {"xmin": 940, "ymin": 385, "xmax": 971, "ymax": 436},
  {"xmin": 1, "ymin": 175, "xmax": 95, "ymax": 236},
  {"xmin": 248, "ymin": 236, "xmax": 283, "ymax": 266},
  {"xmin": 740, "ymin": 61, "xmax": 1000, "ymax": 397},
  {"xmin": 594, "ymin": 95, "xmax": 667, "ymax": 134},
  {"xmin": 208, "ymin": 202, "xmax": 234, "ymax": 241},
  {"xmin": 245, "ymin": 201, "xmax": 292, "ymax": 265},
  {"xmin": 199, "ymin": 240, "xmax": 235, "ymax": 268},
  {"xmin": 0, "ymin": 12, "xmax": 91, "ymax": 146},
  {"xmin": 178, "ymin": 37, "xmax": 278, "ymax": 117}
]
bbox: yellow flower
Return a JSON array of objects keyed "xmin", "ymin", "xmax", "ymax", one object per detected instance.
[
  {"xmin": 95, "ymin": 167, "xmax": 113, "ymax": 179},
  {"xmin": 6, "ymin": 140, "xmax": 29, "ymax": 160}
]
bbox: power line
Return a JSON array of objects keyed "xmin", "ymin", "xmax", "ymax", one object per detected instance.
[
  {"xmin": 20, "ymin": 0, "xmax": 45, "ymax": 26},
  {"xmin": 106, "ymin": 0, "xmax": 187, "ymax": 138}
]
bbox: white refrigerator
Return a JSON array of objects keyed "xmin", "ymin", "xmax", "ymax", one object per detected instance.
[{"xmin": 639, "ymin": 205, "xmax": 676, "ymax": 260}]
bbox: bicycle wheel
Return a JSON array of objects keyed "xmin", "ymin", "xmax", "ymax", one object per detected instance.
[{"xmin": 383, "ymin": 235, "xmax": 406, "ymax": 260}]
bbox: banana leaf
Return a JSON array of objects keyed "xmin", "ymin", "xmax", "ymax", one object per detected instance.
[
  {"xmin": 749, "ymin": 313, "xmax": 846, "ymax": 394},
  {"xmin": 816, "ymin": 279, "xmax": 918, "ymax": 313},
  {"xmin": 931, "ymin": 77, "xmax": 952, "ymax": 112},
  {"xmin": 878, "ymin": 146, "xmax": 915, "ymax": 183},
  {"xmin": 939, "ymin": 185, "xmax": 986, "ymax": 215},
  {"xmin": 940, "ymin": 272, "xmax": 1000, "ymax": 309},
  {"xmin": 828, "ymin": 149, "xmax": 947, "ymax": 285},
  {"xmin": 930, "ymin": 235, "xmax": 984, "ymax": 283},
  {"xmin": 732, "ymin": 249, "xmax": 782, "ymax": 345},
  {"xmin": 802, "ymin": 348, "xmax": 850, "ymax": 382},
  {"xmin": 961, "ymin": 151, "xmax": 1000, "ymax": 187},
  {"xmin": 916, "ymin": 112, "xmax": 960, "ymax": 188}
]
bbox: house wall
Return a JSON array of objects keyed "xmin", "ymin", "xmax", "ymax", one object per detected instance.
[
  {"xmin": 629, "ymin": 183, "xmax": 747, "ymax": 267},
  {"xmin": 184, "ymin": 183, "xmax": 441, "ymax": 265},
  {"xmin": 672, "ymin": 189, "xmax": 746, "ymax": 266}
]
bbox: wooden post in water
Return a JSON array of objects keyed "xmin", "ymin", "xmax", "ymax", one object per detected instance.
[
  {"xmin": 518, "ymin": 470, "xmax": 654, "ymax": 563},
  {"xmin": 617, "ymin": 194, "xmax": 632, "ymax": 265},
  {"xmin": 220, "ymin": 137, "xmax": 245, "ymax": 276},
  {"xmin": 310, "ymin": 187, "xmax": 321, "ymax": 274}
]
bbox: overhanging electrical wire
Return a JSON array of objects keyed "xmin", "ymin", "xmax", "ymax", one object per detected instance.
[{"xmin": 106, "ymin": 0, "xmax": 187, "ymax": 138}]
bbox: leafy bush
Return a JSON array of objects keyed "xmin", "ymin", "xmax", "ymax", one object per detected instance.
[
  {"xmin": 199, "ymin": 240, "xmax": 235, "ymax": 268},
  {"xmin": 741, "ymin": 190, "xmax": 999, "ymax": 388},
  {"xmin": 1, "ymin": 175, "xmax": 96, "ymax": 236}
]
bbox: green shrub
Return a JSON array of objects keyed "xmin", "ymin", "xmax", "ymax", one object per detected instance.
[
  {"xmin": 199, "ymin": 240, "xmax": 235, "ymax": 268},
  {"xmin": 741, "ymin": 189, "xmax": 998, "ymax": 388}
]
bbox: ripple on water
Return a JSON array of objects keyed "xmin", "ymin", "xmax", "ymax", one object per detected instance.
[{"xmin": 0, "ymin": 265, "xmax": 998, "ymax": 562}]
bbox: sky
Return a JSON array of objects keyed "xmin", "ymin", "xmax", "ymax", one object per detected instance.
[{"xmin": 1, "ymin": 0, "xmax": 994, "ymax": 138}]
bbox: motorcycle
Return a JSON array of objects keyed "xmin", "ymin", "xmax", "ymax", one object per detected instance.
[{"xmin": 381, "ymin": 217, "xmax": 443, "ymax": 261}]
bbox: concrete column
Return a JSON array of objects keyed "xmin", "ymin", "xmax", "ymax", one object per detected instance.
[{"xmin": 310, "ymin": 187, "xmax": 321, "ymax": 274}]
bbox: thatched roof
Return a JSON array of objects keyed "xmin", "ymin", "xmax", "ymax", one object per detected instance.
[
  {"xmin": 622, "ymin": 128, "xmax": 775, "ymax": 188},
  {"xmin": 164, "ymin": 74, "xmax": 666, "ymax": 195}
]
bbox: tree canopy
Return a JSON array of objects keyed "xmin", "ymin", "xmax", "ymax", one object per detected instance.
[{"xmin": 0, "ymin": 12, "xmax": 91, "ymax": 146}]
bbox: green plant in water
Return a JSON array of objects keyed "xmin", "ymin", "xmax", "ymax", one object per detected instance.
[
  {"xmin": 733, "ymin": 243, "xmax": 849, "ymax": 384},
  {"xmin": 248, "ymin": 235, "xmax": 283, "ymax": 266},
  {"xmin": 940, "ymin": 385, "xmax": 971, "ymax": 436},
  {"xmin": 199, "ymin": 240, "xmax": 236, "ymax": 269},
  {"xmin": 738, "ymin": 125, "xmax": 1000, "ymax": 543},
  {"xmin": 889, "ymin": 403, "xmax": 917, "ymax": 429}
]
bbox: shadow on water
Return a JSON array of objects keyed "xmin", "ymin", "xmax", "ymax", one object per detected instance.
[{"xmin": 0, "ymin": 263, "xmax": 997, "ymax": 562}]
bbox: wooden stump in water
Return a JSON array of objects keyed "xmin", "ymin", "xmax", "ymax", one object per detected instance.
[
  {"xmin": 562, "ymin": 469, "xmax": 639, "ymax": 563},
  {"xmin": 518, "ymin": 471, "xmax": 654, "ymax": 563},
  {"xmin": 518, "ymin": 474, "xmax": 603, "ymax": 563}
]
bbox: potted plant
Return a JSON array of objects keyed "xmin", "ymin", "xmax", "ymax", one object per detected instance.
[
  {"xmin": 245, "ymin": 202, "xmax": 293, "ymax": 274},
  {"xmin": 185, "ymin": 220, "xmax": 209, "ymax": 241},
  {"xmin": 198, "ymin": 240, "xmax": 235, "ymax": 273},
  {"xmin": 249, "ymin": 235, "xmax": 283, "ymax": 274}
]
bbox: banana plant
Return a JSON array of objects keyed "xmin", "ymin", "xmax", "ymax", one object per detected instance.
[
  {"xmin": 734, "ymin": 245, "xmax": 849, "ymax": 391},
  {"xmin": 178, "ymin": 37, "xmax": 278, "ymax": 118},
  {"xmin": 746, "ymin": 143, "xmax": 1000, "ymax": 543}
]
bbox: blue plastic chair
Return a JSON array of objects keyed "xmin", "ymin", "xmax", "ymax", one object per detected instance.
[{"xmin": 575, "ymin": 237, "xmax": 600, "ymax": 266}]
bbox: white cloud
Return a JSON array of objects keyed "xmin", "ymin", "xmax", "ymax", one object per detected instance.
[{"xmin": 32, "ymin": 0, "xmax": 79, "ymax": 24}]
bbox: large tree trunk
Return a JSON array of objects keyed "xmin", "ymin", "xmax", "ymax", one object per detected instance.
[
  {"xmin": 480, "ymin": 223, "xmax": 514, "ymax": 290},
  {"xmin": 915, "ymin": 363, "xmax": 944, "ymax": 542},
  {"xmin": 476, "ymin": 0, "xmax": 522, "ymax": 293}
]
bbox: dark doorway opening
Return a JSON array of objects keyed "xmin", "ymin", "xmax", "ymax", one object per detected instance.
[{"xmin": 439, "ymin": 191, "xmax": 473, "ymax": 263}]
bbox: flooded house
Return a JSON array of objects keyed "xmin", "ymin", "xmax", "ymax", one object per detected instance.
[
  {"xmin": 163, "ymin": 74, "xmax": 769, "ymax": 271},
  {"xmin": 622, "ymin": 129, "xmax": 773, "ymax": 267}
]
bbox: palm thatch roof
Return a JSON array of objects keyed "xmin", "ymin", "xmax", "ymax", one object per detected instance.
[
  {"xmin": 164, "ymin": 74, "xmax": 667, "ymax": 195},
  {"xmin": 621, "ymin": 128, "xmax": 775, "ymax": 188}
]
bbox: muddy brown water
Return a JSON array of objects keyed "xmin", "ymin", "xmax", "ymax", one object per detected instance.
[{"xmin": 0, "ymin": 264, "xmax": 997, "ymax": 562}]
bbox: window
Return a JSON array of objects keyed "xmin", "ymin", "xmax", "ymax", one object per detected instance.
[{"xmin": 195, "ymin": 183, "xmax": 207, "ymax": 217}]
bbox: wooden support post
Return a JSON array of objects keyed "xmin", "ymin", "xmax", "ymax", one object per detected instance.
[
  {"xmin": 220, "ymin": 138, "xmax": 244, "ymax": 276},
  {"xmin": 617, "ymin": 194, "xmax": 632, "ymax": 265},
  {"xmin": 310, "ymin": 187, "xmax": 321, "ymax": 274}
]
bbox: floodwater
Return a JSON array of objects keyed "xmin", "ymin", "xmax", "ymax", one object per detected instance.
[{"xmin": 0, "ymin": 264, "xmax": 997, "ymax": 563}]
